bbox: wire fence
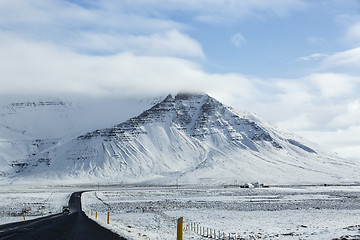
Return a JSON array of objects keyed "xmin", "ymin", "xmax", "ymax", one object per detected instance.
[{"xmin": 184, "ymin": 221, "xmax": 245, "ymax": 240}]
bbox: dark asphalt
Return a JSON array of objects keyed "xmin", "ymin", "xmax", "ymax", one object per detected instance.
[{"xmin": 0, "ymin": 191, "xmax": 126, "ymax": 240}]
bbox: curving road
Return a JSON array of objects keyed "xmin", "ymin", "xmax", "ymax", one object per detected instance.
[{"xmin": 0, "ymin": 191, "xmax": 126, "ymax": 240}]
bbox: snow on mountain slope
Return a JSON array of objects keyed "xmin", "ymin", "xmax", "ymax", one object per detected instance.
[
  {"xmin": 0, "ymin": 98, "xmax": 160, "ymax": 139},
  {"xmin": 13, "ymin": 93, "xmax": 360, "ymax": 185},
  {"xmin": 0, "ymin": 97, "xmax": 159, "ymax": 179},
  {"xmin": 0, "ymin": 100, "xmax": 76, "ymax": 140}
]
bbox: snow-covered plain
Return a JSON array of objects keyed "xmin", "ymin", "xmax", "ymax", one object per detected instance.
[
  {"xmin": 82, "ymin": 186, "xmax": 360, "ymax": 240},
  {"xmin": 0, "ymin": 184, "xmax": 359, "ymax": 239},
  {"xmin": 0, "ymin": 185, "xmax": 72, "ymax": 225}
]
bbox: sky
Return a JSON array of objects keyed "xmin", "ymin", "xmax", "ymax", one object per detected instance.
[{"xmin": 0, "ymin": 0, "xmax": 360, "ymax": 161}]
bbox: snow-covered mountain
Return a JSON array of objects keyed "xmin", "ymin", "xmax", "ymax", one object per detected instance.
[{"xmin": 5, "ymin": 93, "xmax": 358, "ymax": 185}]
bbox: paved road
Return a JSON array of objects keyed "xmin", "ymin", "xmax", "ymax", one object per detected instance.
[{"xmin": 0, "ymin": 192, "xmax": 126, "ymax": 240}]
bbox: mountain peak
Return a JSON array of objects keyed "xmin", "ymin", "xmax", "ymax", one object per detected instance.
[
  {"xmin": 174, "ymin": 92, "xmax": 207, "ymax": 100},
  {"xmin": 78, "ymin": 93, "xmax": 281, "ymax": 150}
]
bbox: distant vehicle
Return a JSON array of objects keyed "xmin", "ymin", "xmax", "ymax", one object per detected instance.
[{"xmin": 62, "ymin": 206, "xmax": 70, "ymax": 213}]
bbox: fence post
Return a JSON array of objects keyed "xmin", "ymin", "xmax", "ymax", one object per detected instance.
[
  {"xmin": 177, "ymin": 217, "xmax": 183, "ymax": 240},
  {"xmin": 107, "ymin": 212, "xmax": 110, "ymax": 224}
]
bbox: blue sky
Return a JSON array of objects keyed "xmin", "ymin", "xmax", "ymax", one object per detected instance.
[{"xmin": 0, "ymin": 0, "xmax": 360, "ymax": 161}]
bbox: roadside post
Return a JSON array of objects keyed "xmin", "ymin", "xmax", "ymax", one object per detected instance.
[
  {"xmin": 177, "ymin": 217, "xmax": 183, "ymax": 240},
  {"xmin": 107, "ymin": 212, "xmax": 110, "ymax": 224}
]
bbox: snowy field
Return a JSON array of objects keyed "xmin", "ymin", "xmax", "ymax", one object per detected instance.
[
  {"xmin": 82, "ymin": 186, "xmax": 360, "ymax": 240},
  {"xmin": 1, "ymin": 184, "xmax": 359, "ymax": 239},
  {"xmin": 0, "ymin": 185, "xmax": 72, "ymax": 225}
]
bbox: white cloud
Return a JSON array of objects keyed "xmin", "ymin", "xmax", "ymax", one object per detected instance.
[
  {"xmin": 277, "ymin": 113, "xmax": 314, "ymax": 131},
  {"xmin": 97, "ymin": 0, "xmax": 308, "ymax": 24},
  {"xmin": 321, "ymin": 47, "xmax": 360, "ymax": 73},
  {"xmin": 330, "ymin": 99, "xmax": 360, "ymax": 128},
  {"xmin": 186, "ymin": 0, "xmax": 308, "ymax": 23},
  {"xmin": 269, "ymin": 72, "xmax": 359, "ymax": 128},
  {"xmin": 249, "ymin": 70, "xmax": 360, "ymax": 162},
  {"xmin": 335, "ymin": 145, "xmax": 360, "ymax": 161},
  {"xmin": 275, "ymin": 79, "xmax": 313, "ymax": 104},
  {"xmin": 231, "ymin": 33, "xmax": 246, "ymax": 48},
  {"xmin": 298, "ymin": 53, "xmax": 329, "ymax": 61},
  {"xmin": 307, "ymin": 73, "xmax": 358, "ymax": 98},
  {"xmin": 0, "ymin": 0, "xmax": 184, "ymax": 32},
  {"xmin": 0, "ymin": 0, "xmax": 311, "ymax": 59},
  {"xmin": 77, "ymin": 30, "xmax": 205, "ymax": 58},
  {"xmin": 0, "ymin": 32, "xmax": 257, "ymax": 100},
  {"xmin": 0, "ymin": 0, "xmax": 187, "ymax": 55}
]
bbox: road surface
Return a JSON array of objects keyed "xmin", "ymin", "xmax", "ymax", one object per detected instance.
[{"xmin": 0, "ymin": 191, "xmax": 126, "ymax": 240}]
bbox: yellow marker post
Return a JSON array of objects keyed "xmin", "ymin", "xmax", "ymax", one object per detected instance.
[
  {"xmin": 23, "ymin": 213, "xmax": 25, "ymax": 221},
  {"xmin": 107, "ymin": 212, "xmax": 110, "ymax": 224},
  {"xmin": 95, "ymin": 211, "xmax": 97, "ymax": 219},
  {"xmin": 177, "ymin": 217, "xmax": 183, "ymax": 240}
]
